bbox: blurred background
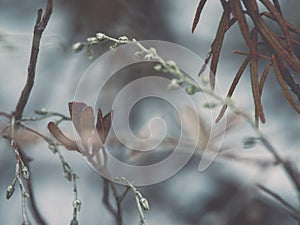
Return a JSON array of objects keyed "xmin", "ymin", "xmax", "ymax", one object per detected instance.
[{"xmin": 0, "ymin": 0, "xmax": 299, "ymax": 224}]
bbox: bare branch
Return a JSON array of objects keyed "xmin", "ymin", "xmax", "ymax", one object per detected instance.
[
  {"xmin": 14, "ymin": 0, "xmax": 53, "ymax": 120},
  {"xmin": 257, "ymin": 184, "xmax": 300, "ymax": 221}
]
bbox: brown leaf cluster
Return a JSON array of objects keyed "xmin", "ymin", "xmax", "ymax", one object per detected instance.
[
  {"xmin": 192, "ymin": 0, "xmax": 300, "ymax": 126},
  {"xmin": 48, "ymin": 102, "xmax": 112, "ymax": 153}
]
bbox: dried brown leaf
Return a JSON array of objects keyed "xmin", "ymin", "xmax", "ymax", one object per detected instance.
[
  {"xmin": 230, "ymin": 0, "xmax": 257, "ymax": 56},
  {"xmin": 250, "ymin": 28, "xmax": 266, "ymax": 125},
  {"xmin": 198, "ymin": 47, "xmax": 212, "ymax": 77},
  {"xmin": 192, "ymin": 0, "xmax": 208, "ymax": 33},
  {"xmin": 277, "ymin": 58, "xmax": 300, "ymax": 101},
  {"xmin": 78, "ymin": 106, "xmax": 95, "ymax": 141},
  {"xmin": 96, "ymin": 109, "xmax": 113, "ymax": 145},
  {"xmin": 216, "ymin": 56, "xmax": 250, "ymax": 123},
  {"xmin": 68, "ymin": 102, "xmax": 95, "ymax": 140},
  {"xmin": 68, "ymin": 102, "xmax": 88, "ymax": 132},
  {"xmin": 278, "ymin": 35, "xmax": 300, "ymax": 47},
  {"xmin": 261, "ymin": 12, "xmax": 300, "ymax": 36},
  {"xmin": 243, "ymin": 0, "xmax": 300, "ymax": 75},
  {"xmin": 272, "ymin": 54, "xmax": 300, "ymax": 113},
  {"xmin": 210, "ymin": 3, "xmax": 230, "ymax": 89},
  {"xmin": 233, "ymin": 51, "xmax": 271, "ymax": 61},
  {"xmin": 259, "ymin": 63, "xmax": 272, "ymax": 96},
  {"xmin": 260, "ymin": 0, "xmax": 293, "ymax": 53},
  {"xmin": 272, "ymin": 0, "xmax": 282, "ymax": 15},
  {"xmin": 227, "ymin": 18, "xmax": 237, "ymax": 31},
  {"xmin": 48, "ymin": 122, "xmax": 79, "ymax": 152}
]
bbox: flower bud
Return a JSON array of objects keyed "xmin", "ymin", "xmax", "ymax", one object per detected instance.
[
  {"xmin": 72, "ymin": 42, "xmax": 84, "ymax": 52},
  {"xmin": 22, "ymin": 166, "xmax": 30, "ymax": 180},
  {"xmin": 34, "ymin": 108, "xmax": 47, "ymax": 115},
  {"xmin": 6, "ymin": 185, "xmax": 15, "ymax": 199},
  {"xmin": 73, "ymin": 199, "xmax": 82, "ymax": 212},
  {"xmin": 96, "ymin": 32, "xmax": 105, "ymax": 41},
  {"xmin": 140, "ymin": 198, "xmax": 150, "ymax": 210},
  {"xmin": 168, "ymin": 79, "xmax": 180, "ymax": 90},
  {"xmin": 118, "ymin": 36, "xmax": 129, "ymax": 42},
  {"xmin": 185, "ymin": 86, "xmax": 196, "ymax": 95},
  {"xmin": 86, "ymin": 37, "xmax": 98, "ymax": 44}
]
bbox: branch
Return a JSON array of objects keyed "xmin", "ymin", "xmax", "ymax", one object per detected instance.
[
  {"xmin": 257, "ymin": 184, "xmax": 300, "ymax": 221},
  {"xmin": 14, "ymin": 0, "xmax": 53, "ymax": 120},
  {"xmin": 116, "ymin": 177, "xmax": 150, "ymax": 225},
  {"xmin": 19, "ymin": 150, "xmax": 48, "ymax": 225},
  {"xmin": 102, "ymin": 178, "xmax": 120, "ymax": 224}
]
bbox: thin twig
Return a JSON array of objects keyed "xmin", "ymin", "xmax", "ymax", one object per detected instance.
[
  {"xmin": 209, "ymin": 3, "xmax": 230, "ymax": 89},
  {"xmin": 26, "ymin": 169, "xmax": 47, "ymax": 225},
  {"xmin": 257, "ymin": 184, "xmax": 300, "ymax": 220},
  {"xmin": 233, "ymin": 51, "xmax": 271, "ymax": 61},
  {"xmin": 116, "ymin": 177, "xmax": 150, "ymax": 225},
  {"xmin": 102, "ymin": 178, "xmax": 120, "ymax": 224},
  {"xmin": 70, "ymin": 174, "xmax": 81, "ymax": 225},
  {"xmin": 192, "ymin": 0, "xmax": 208, "ymax": 33},
  {"xmin": 20, "ymin": 111, "xmax": 71, "ymax": 123},
  {"xmin": 110, "ymin": 183, "xmax": 129, "ymax": 224},
  {"xmin": 0, "ymin": 112, "xmax": 11, "ymax": 118},
  {"xmin": 10, "ymin": 115, "xmax": 31, "ymax": 225},
  {"xmin": 259, "ymin": 0, "xmax": 293, "ymax": 53},
  {"xmin": 21, "ymin": 123, "xmax": 56, "ymax": 144},
  {"xmin": 243, "ymin": 0, "xmax": 300, "ymax": 75},
  {"xmin": 19, "ymin": 149, "xmax": 48, "ymax": 225},
  {"xmin": 261, "ymin": 11, "xmax": 300, "ymax": 36}
]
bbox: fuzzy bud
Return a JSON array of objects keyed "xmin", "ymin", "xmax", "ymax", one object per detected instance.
[
  {"xmin": 168, "ymin": 79, "xmax": 181, "ymax": 90},
  {"xmin": 140, "ymin": 198, "xmax": 150, "ymax": 210},
  {"xmin": 185, "ymin": 86, "xmax": 196, "ymax": 95},
  {"xmin": 96, "ymin": 32, "xmax": 105, "ymax": 41},
  {"xmin": 86, "ymin": 37, "xmax": 98, "ymax": 44},
  {"xmin": 6, "ymin": 185, "xmax": 15, "ymax": 199},
  {"xmin": 118, "ymin": 36, "xmax": 129, "ymax": 42},
  {"xmin": 73, "ymin": 199, "xmax": 82, "ymax": 212},
  {"xmin": 72, "ymin": 42, "xmax": 84, "ymax": 52},
  {"xmin": 22, "ymin": 166, "xmax": 30, "ymax": 180}
]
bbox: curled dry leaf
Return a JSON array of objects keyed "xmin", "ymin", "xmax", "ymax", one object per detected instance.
[
  {"xmin": 96, "ymin": 108, "xmax": 113, "ymax": 145},
  {"xmin": 48, "ymin": 122, "xmax": 79, "ymax": 152},
  {"xmin": 48, "ymin": 102, "xmax": 113, "ymax": 153}
]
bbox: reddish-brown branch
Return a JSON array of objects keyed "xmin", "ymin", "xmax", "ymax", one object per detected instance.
[
  {"xmin": 233, "ymin": 51, "xmax": 271, "ymax": 61},
  {"xmin": 243, "ymin": 0, "xmax": 300, "ymax": 75},
  {"xmin": 261, "ymin": 11, "xmax": 300, "ymax": 36},
  {"xmin": 272, "ymin": 54, "xmax": 300, "ymax": 113},
  {"xmin": 229, "ymin": 0, "xmax": 257, "ymax": 56},
  {"xmin": 14, "ymin": 0, "xmax": 53, "ymax": 120},
  {"xmin": 272, "ymin": 0, "xmax": 282, "ymax": 15},
  {"xmin": 102, "ymin": 178, "xmax": 122, "ymax": 225},
  {"xmin": 259, "ymin": 0, "xmax": 293, "ymax": 53}
]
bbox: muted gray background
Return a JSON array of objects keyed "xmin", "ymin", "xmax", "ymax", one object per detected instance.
[{"xmin": 0, "ymin": 0, "xmax": 299, "ymax": 224}]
